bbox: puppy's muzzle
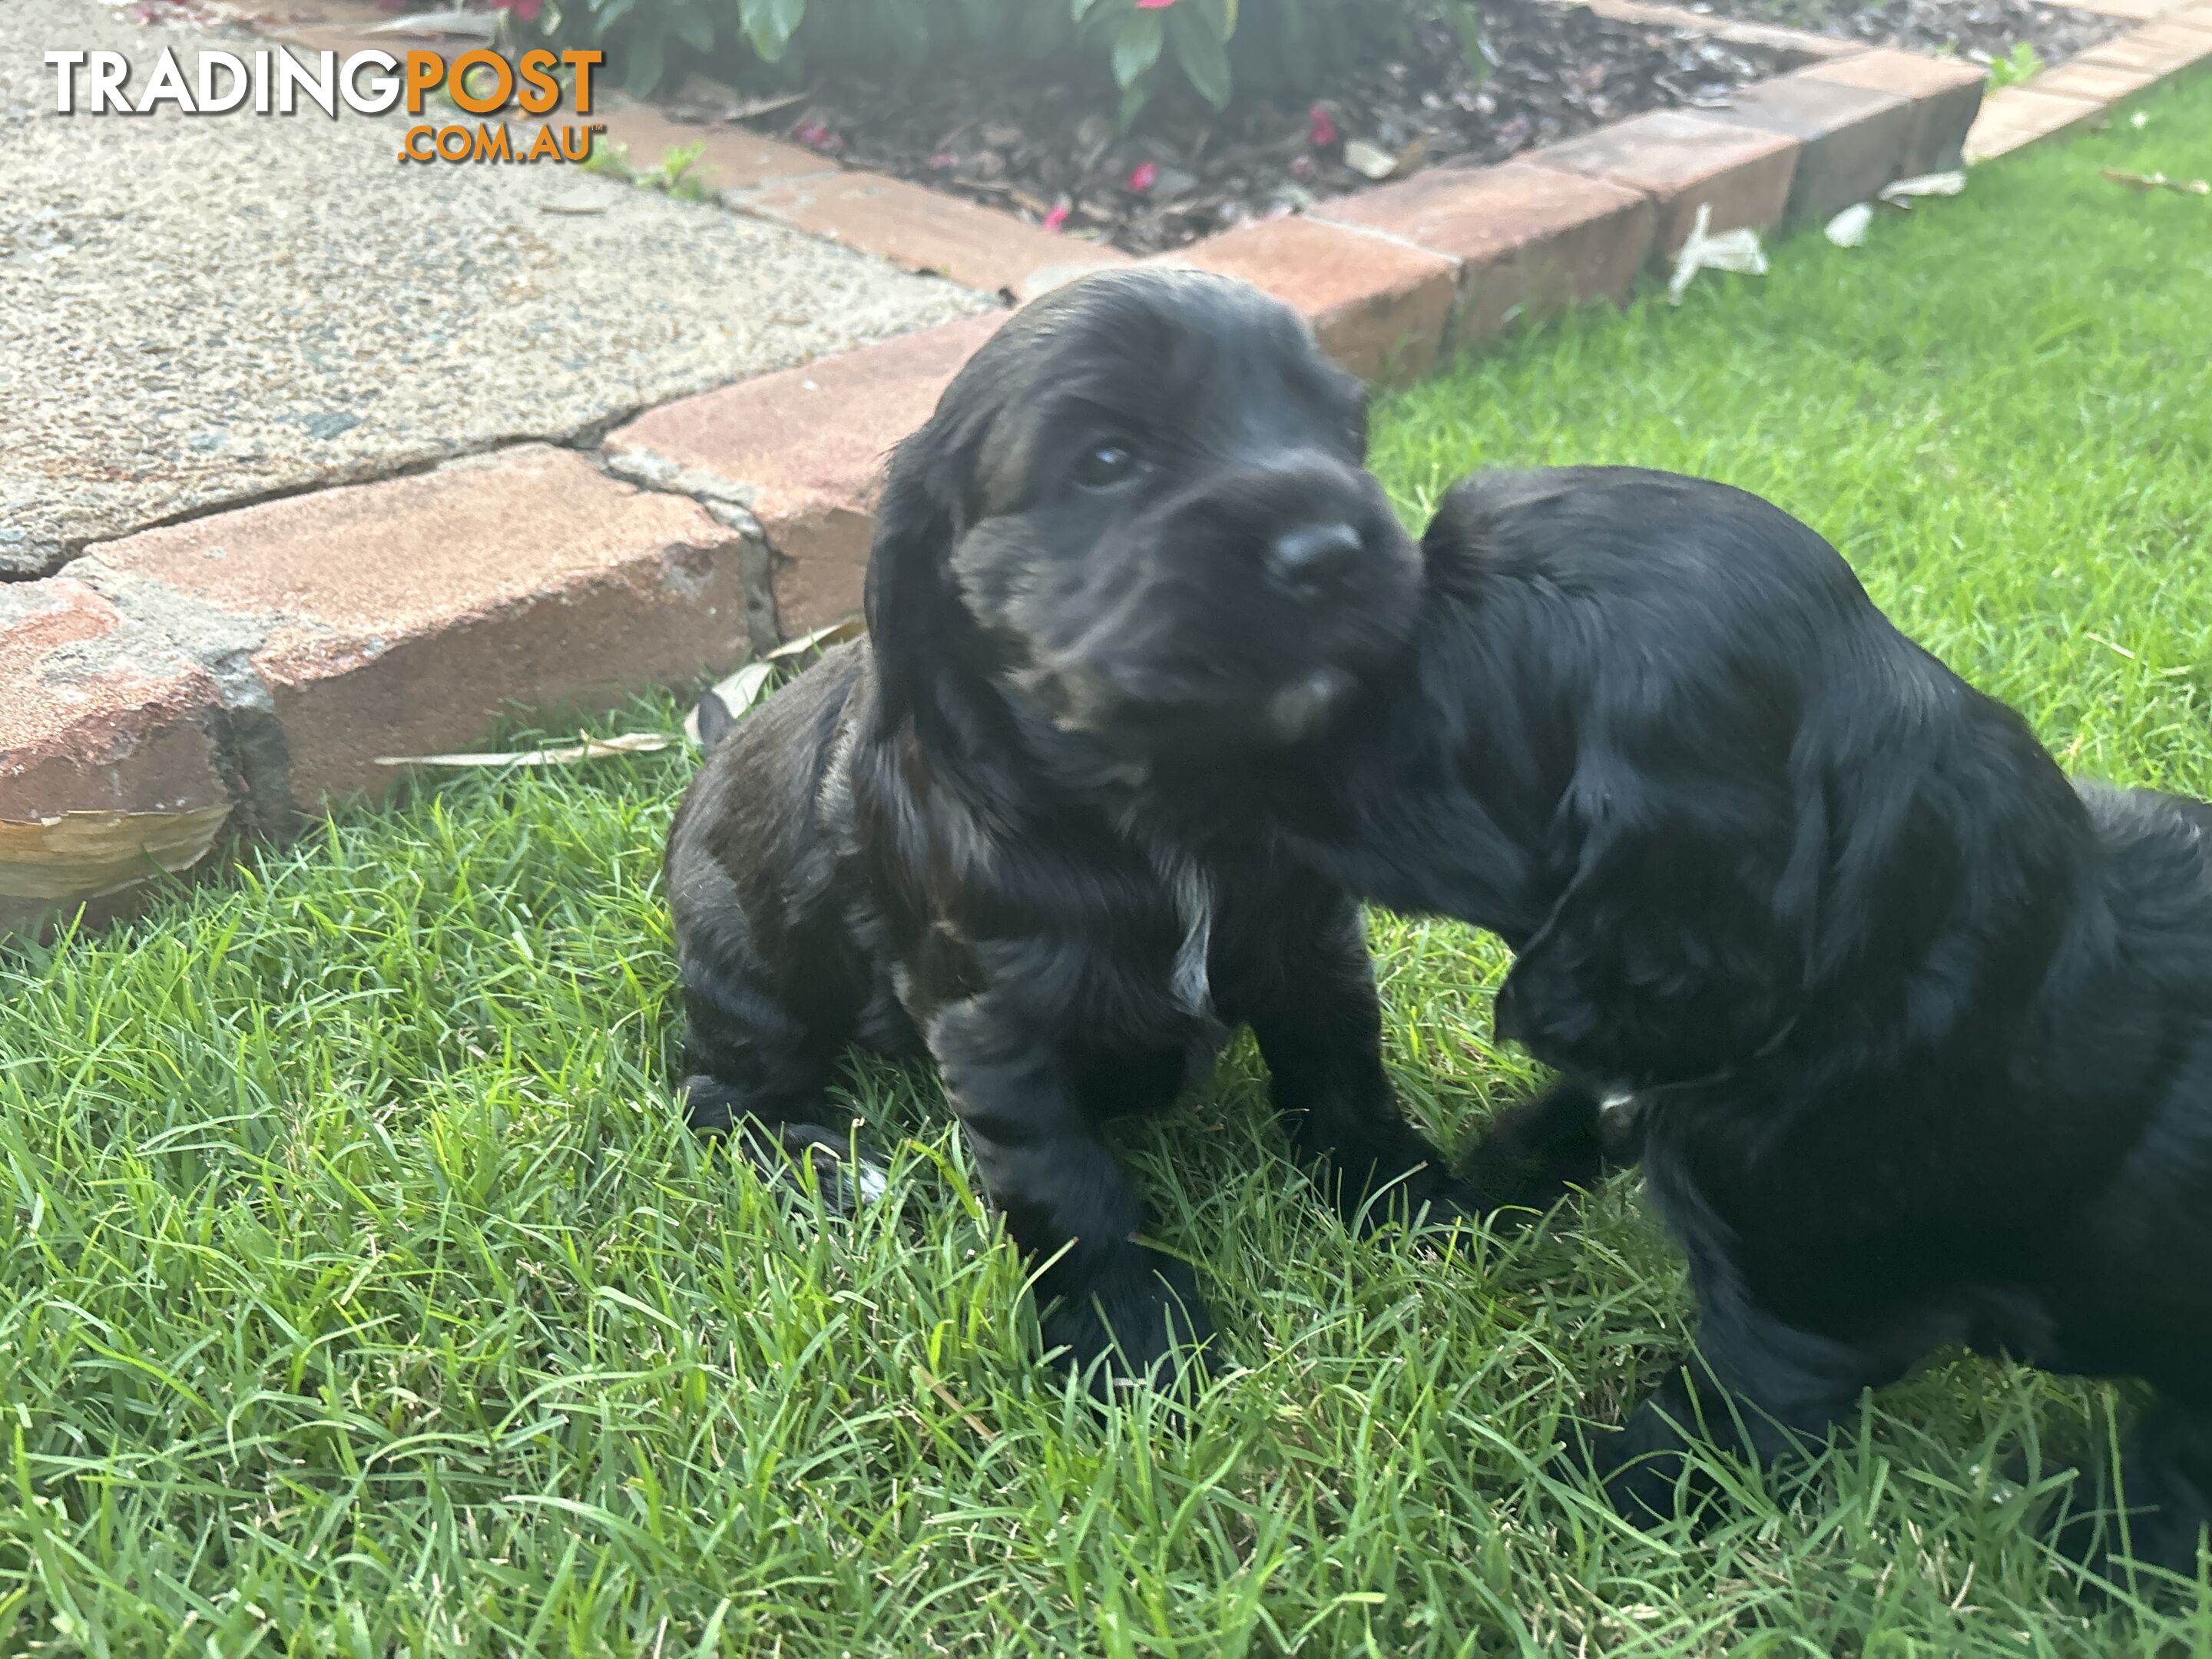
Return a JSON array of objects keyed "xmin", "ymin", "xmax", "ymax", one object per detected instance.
[{"xmin": 1029, "ymin": 452, "xmax": 1420, "ymax": 755}]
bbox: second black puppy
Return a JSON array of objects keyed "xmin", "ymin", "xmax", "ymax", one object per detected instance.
[
  {"xmin": 1269, "ymin": 467, "xmax": 2212, "ymax": 1571},
  {"xmin": 666, "ymin": 270, "xmax": 1477, "ymax": 1385}
]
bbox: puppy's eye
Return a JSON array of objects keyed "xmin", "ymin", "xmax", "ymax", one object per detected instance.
[{"xmin": 1074, "ymin": 442, "xmax": 1140, "ymax": 489}]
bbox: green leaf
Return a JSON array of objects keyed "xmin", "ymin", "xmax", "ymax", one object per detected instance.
[
  {"xmin": 1021, "ymin": 5, "xmax": 1072, "ymax": 57},
  {"xmin": 1447, "ymin": 1, "xmax": 1488, "ymax": 79},
  {"xmin": 623, "ymin": 28, "xmax": 665, "ymax": 96},
  {"xmin": 669, "ymin": 3, "xmax": 714, "ymax": 53},
  {"xmin": 739, "ymin": 0, "xmax": 802, "ymax": 59},
  {"xmin": 1071, "ymin": 0, "xmax": 1101, "ymax": 22},
  {"xmin": 1110, "ymin": 13, "xmax": 1162, "ymax": 88},
  {"xmin": 1116, "ymin": 75, "xmax": 1150, "ymax": 129},
  {"xmin": 1199, "ymin": 0, "xmax": 1237, "ymax": 38},
  {"xmin": 1167, "ymin": 5, "xmax": 1231, "ymax": 108}
]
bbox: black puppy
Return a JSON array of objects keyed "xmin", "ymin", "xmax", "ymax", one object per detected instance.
[
  {"xmin": 1267, "ymin": 466, "xmax": 2212, "ymax": 1573},
  {"xmin": 664, "ymin": 270, "xmax": 1478, "ymax": 1386}
]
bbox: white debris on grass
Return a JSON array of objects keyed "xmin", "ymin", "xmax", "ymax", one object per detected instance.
[
  {"xmin": 1667, "ymin": 203, "xmax": 1767, "ymax": 305},
  {"xmin": 1879, "ymin": 171, "xmax": 1969, "ymax": 207},
  {"xmin": 1825, "ymin": 203, "xmax": 1874, "ymax": 247}
]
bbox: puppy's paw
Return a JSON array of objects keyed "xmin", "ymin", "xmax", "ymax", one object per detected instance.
[
  {"xmin": 1041, "ymin": 1250, "xmax": 1218, "ymax": 1398},
  {"xmin": 754, "ymin": 1124, "xmax": 892, "ymax": 1216},
  {"xmin": 1360, "ymin": 1162, "xmax": 1485, "ymax": 1238},
  {"xmin": 1553, "ymin": 1393, "xmax": 1712, "ymax": 1528},
  {"xmin": 1319, "ymin": 1140, "xmax": 1484, "ymax": 1240},
  {"xmin": 1596, "ymin": 1429, "xmax": 1697, "ymax": 1527},
  {"xmin": 1455, "ymin": 1081, "xmax": 1613, "ymax": 1225},
  {"xmin": 2044, "ymin": 1449, "xmax": 2212, "ymax": 1594},
  {"xmin": 681, "ymin": 1079, "xmax": 889, "ymax": 1215}
]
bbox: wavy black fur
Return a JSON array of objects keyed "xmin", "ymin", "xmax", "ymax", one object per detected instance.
[
  {"xmin": 1269, "ymin": 465, "xmax": 2212, "ymax": 1576},
  {"xmin": 664, "ymin": 270, "xmax": 1479, "ymax": 1388}
]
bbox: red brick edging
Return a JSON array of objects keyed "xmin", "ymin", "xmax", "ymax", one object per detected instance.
[{"xmin": 7, "ymin": 2, "xmax": 2210, "ymax": 932}]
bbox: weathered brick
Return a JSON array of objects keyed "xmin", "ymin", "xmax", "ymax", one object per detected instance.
[
  {"xmin": 1313, "ymin": 161, "xmax": 1656, "ymax": 346},
  {"xmin": 1523, "ymin": 110, "xmax": 1800, "ymax": 260},
  {"xmin": 1694, "ymin": 72, "xmax": 1916, "ymax": 227},
  {"xmin": 2031, "ymin": 59, "xmax": 2165, "ymax": 104},
  {"xmin": 605, "ymin": 314, "xmax": 1008, "ymax": 637},
  {"xmin": 0, "ymin": 578, "xmax": 226, "ymax": 822},
  {"xmin": 0, "ymin": 593, "xmax": 230, "ymax": 939},
  {"xmin": 2048, "ymin": 0, "xmax": 2184, "ymax": 17},
  {"xmin": 1800, "ymin": 49, "xmax": 1988, "ymax": 174},
  {"xmin": 1148, "ymin": 214, "xmax": 1459, "ymax": 385},
  {"xmin": 731, "ymin": 170, "xmax": 1129, "ymax": 298},
  {"xmin": 79, "ymin": 446, "xmax": 761, "ymax": 809},
  {"xmin": 1962, "ymin": 85, "xmax": 2104, "ymax": 164},
  {"xmin": 2079, "ymin": 19, "xmax": 2212, "ymax": 76},
  {"xmin": 589, "ymin": 102, "xmax": 839, "ymax": 192}
]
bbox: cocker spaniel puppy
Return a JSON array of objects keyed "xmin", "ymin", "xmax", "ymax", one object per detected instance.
[
  {"xmin": 1270, "ymin": 466, "xmax": 2212, "ymax": 1574},
  {"xmin": 664, "ymin": 270, "xmax": 1479, "ymax": 1386}
]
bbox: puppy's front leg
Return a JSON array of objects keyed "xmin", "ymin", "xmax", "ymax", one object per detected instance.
[
  {"xmin": 1246, "ymin": 903, "xmax": 1480, "ymax": 1233},
  {"xmin": 928, "ymin": 998, "xmax": 1214, "ymax": 1389}
]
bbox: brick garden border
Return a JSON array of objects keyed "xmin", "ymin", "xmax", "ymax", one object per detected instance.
[{"xmin": 7, "ymin": 0, "xmax": 2211, "ymax": 934}]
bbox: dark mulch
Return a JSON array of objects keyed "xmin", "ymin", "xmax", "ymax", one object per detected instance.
[
  {"xmin": 703, "ymin": 3, "xmax": 1789, "ymax": 257},
  {"xmin": 1682, "ymin": 0, "xmax": 2124, "ymax": 65}
]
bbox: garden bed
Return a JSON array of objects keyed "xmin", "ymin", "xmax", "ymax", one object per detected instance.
[
  {"xmin": 713, "ymin": 4, "xmax": 1790, "ymax": 255},
  {"xmin": 1681, "ymin": 0, "xmax": 2124, "ymax": 68}
]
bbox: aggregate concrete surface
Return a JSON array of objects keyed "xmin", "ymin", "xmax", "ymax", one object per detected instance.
[{"xmin": 0, "ymin": 0, "xmax": 991, "ymax": 577}]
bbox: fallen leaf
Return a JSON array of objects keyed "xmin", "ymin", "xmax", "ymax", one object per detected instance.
[
  {"xmin": 0, "ymin": 805, "xmax": 233, "ymax": 901},
  {"xmin": 913, "ymin": 1363, "xmax": 997, "ymax": 1442},
  {"xmin": 2101, "ymin": 167, "xmax": 2210, "ymax": 196},
  {"xmin": 1667, "ymin": 202, "xmax": 1767, "ymax": 305},
  {"xmin": 374, "ymin": 732, "xmax": 674, "ymax": 768},
  {"xmin": 764, "ymin": 616, "xmax": 866, "ymax": 660},
  {"xmin": 1343, "ymin": 139, "xmax": 1400, "ymax": 180},
  {"xmin": 1878, "ymin": 171, "xmax": 1967, "ymax": 207},
  {"xmin": 1386, "ymin": 133, "xmax": 1429, "ymax": 180},
  {"xmin": 1824, "ymin": 202, "xmax": 1873, "ymax": 247},
  {"xmin": 684, "ymin": 661, "xmax": 776, "ymax": 746},
  {"xmin": 540, "ymin": 187, "xmax": 609, "ymax": 216}
]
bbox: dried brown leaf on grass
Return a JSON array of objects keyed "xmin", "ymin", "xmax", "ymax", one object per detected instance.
[
  {"xmin": 683, "ymin": 661, "xmax": 777, "ymax": 747},
  {"xmin": 764, "ymin": 616, "xmax": 866, "ymax": 661},
  {"xmin": 373, "ymin": 733, "xmax": 675, "ymax": 770},
  {"xmin": 2101, "ymin": 168, "xmax": 2210, "ymax": 197}
]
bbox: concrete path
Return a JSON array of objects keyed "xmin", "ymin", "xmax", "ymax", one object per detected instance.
[{"xmin": 0, "ymin": 0, "xmax": 985, "ymax": 576}]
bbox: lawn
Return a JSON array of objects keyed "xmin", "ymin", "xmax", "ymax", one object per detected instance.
[{"xmin": 5, "ymin": 81, "xmax": 2210, "ymax": 1657}]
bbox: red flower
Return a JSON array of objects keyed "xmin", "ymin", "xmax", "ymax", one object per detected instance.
[
  {"xmin": 1043, "ymin": 202, "xmax": 1070, "ymax": 232},
  {"xmin": 488, "ymin": 0, "xmax": 539, "ymax": 19},
  {"xmin": 1125, "ymin": 160, "xmax": 1158, "ymax": 194},
  {"xmin": 1306, "ymin": 103, "xmax": 1339, "ymax": 148},
  {"xmin": 1135, "ymin": 0, "xmax": 1177, "ymax": 8}
]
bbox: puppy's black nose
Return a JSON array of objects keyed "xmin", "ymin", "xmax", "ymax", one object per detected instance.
[{"xmin": 1267, "ymin": 522, "xmax": 1363, "ymax": 594}]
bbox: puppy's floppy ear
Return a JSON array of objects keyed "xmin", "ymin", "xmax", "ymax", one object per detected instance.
[
  {"xmin": 863, "ymin": 402, "xmax": 988, "ymax": 729},
  {"xmin": 1493, "ymin": 714, "xmax": 1830, "ymax": 1089}
]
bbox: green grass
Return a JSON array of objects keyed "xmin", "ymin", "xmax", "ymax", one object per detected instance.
[{"xmin": 5, "ymin": 82, "xmax": 2210, "ymax": 1657}]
